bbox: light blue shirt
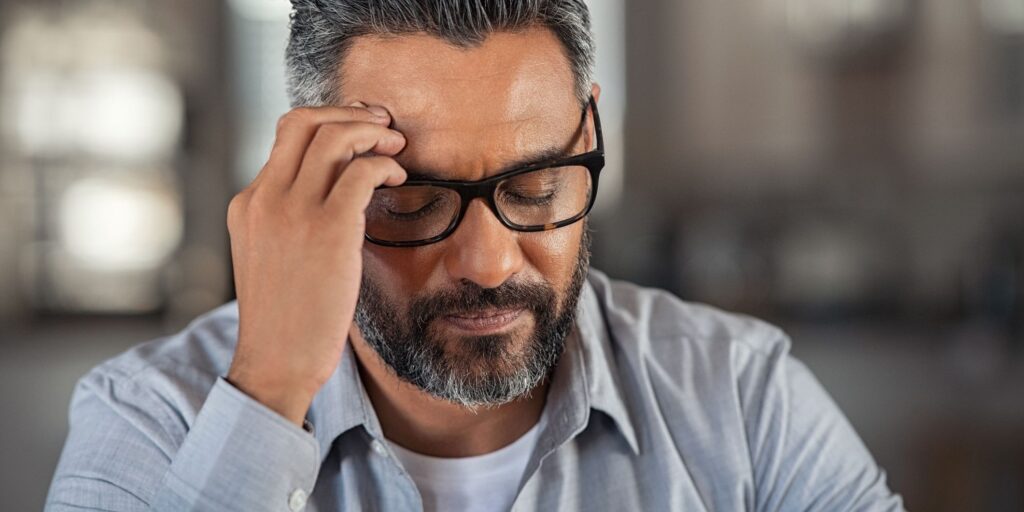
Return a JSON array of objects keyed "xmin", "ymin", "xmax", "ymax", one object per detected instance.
[{"xmin": 46, "ymin": 269, "xmax": 904, "ymax": 511}]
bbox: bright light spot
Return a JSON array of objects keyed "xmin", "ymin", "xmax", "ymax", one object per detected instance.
[
  {"xmin": 58, "ymin": 176, "xmax": 183, "ymax": 272},
  {"xmin": 982, "ymin": 0, "xmax": 1024, "ymax": 35},
  {"xmin": 10, "ymin": 70, "xmax": 182, "ymax": 160},
  {"xmin": 75, "ymin": 70, "xmax": 183, "ymax": 161}
]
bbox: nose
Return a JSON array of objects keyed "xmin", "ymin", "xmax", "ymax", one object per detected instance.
[{"xmin": 442, "ymin": 199, "xmax": 525, "ymax": 289}]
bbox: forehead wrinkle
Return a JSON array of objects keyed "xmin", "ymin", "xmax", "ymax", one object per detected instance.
[{"xmin": 395, "ymin": 114, "xmax": 578, "ymax": 181}]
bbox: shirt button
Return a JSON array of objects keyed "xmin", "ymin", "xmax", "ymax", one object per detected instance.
[
  {"xmin": 288, "ymin": 489, "xmax": 308, "ymax": 511},
  {"xmin": 371, "ymin": 440, "xmax": 387, "ymax": 456}
]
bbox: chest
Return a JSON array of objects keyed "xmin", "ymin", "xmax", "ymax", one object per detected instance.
[{"xmin": 305, "ymin": 423, "xmax": 753, "ymax": 512}]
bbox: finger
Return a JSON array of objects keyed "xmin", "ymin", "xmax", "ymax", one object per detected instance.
[
  {"xmin": 326, "ymin": 156, "xmax": 407, "ymax": 216},
  {"xmin": 291, "ymin": 121, "xmax": 406, "ymax": 201},
  {"xmin": 255, "ymin": 105, "xmax": 393, "ymax": 190}
]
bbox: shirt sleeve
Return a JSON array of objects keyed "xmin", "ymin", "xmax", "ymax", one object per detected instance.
[
  {"xmin": 741, "ymin": 339, "xmax": 906, "ymax": 512},
  {"xmin": 46, "ymin": 374, "xmax": 320, "ymax": 511}
]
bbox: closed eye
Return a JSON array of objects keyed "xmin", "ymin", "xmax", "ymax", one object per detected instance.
[
  {"xmin": 387, "ymin": 195, "xmax": 445, "ymax": 220},
  {"xmin": 500, "ymin": 190, "xmax": 557, "ymax": 206}
]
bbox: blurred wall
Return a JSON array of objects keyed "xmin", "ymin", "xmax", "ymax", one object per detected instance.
[
  {"xmin": 0, "ymin": 0, "xmax": 232, "ymax": 323},
  {"xmin": 596, "ymin": 1, "xmax": 1024, "ymax": 509},
  {"xmin": 603, "ymin": 0, "xmax": 1024, "ymax": 325},
  {"xmin": 0, "ymin": 1, "xmax": 231, "ymax": 510}
]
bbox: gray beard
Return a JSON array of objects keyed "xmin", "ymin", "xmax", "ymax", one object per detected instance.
[{"xmin": 354, "ymin": 228, "xmax": 591, "ymax": 409}]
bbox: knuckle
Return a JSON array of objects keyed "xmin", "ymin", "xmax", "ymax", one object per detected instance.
[
  {"xmin": 341, "ymin": 157, "xmax": 379, "ymax": 180},
  {"xmin": 306, "ymin": 123, "xmax": 350, "ymax": 152},
  {"xmin": 343, "ymin": 155, "xmax": 373, "ymax": 172},
  {"xmin": 359, "ymin": 155, "xmax": 399, "ymax": 174},
  {"xmin": 233, "ymin": 189, "xmax": 274, "ymax": 222},
  {"xmin": 340, "ymin": 106, "xmax": 365, "ymax": 117},
  {"xmin": 314, "ymin": 122, "xmax": 347, "ymax": 140},
  {"xmin": 246, "ymin": 189, "xmax": 276, "ymax": 211},
  {"xmin": 341, "ymin": 105, "xmax": 381, "ymax": 121},
  {"xmin": 227, "ymin": 192, "xmax": 248, "ymax": 220},
  {"xmin": 333, "ymin": 157, "xmax": 392, "ymax": 195},
  {"xmin": 277, "ymin": 108, "xmax": 315, "ymax": 131},
  {"xmin": 311, "ymin": 123, "xmax": 366, "ymax": 155},
  {"xmin": 226, "ymin": 200, "xmax": 251, "ymax": 237}
]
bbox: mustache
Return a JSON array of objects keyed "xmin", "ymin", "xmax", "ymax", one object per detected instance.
[{"xmin": 408, "ymin": 280, "xmax": 555, "ymax": 329}]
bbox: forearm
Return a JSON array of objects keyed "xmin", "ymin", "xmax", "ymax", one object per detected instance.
[{"xmin": 47, "ymin": 377, "xmax": 321, "ymax": 512}]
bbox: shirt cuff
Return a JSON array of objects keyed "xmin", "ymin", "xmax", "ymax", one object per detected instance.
[{"xmin": 154, "ymin": 377, "xmax": 320, "ymax": 512}]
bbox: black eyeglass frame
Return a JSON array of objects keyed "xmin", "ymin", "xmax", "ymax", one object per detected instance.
[{"xmin": 365, "ymin": 96, "xmax": 605, "ymax": 248}]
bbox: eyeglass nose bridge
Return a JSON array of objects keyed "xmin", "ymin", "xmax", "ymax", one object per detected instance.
[{"xmin": 443, "ymin": 178, "xmax": 521, "ymax": 238}]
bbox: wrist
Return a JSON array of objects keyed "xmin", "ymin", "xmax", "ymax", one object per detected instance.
[{"xmin": 224, "ymin": 369, "xmax": 317, "ymax": 427}]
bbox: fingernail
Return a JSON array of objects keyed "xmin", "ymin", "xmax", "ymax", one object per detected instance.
[
  {"xmin": 367, "ymin": 105, "xmax": 390, "ymax": 118},
  {"xmin": 348, "ymin": 101, "xmax": 368, "ymax": 108}
]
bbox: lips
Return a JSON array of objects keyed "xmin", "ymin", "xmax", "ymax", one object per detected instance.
[{"xmin": 442, "ymin": 308, "xmax": 525, "ymax": 333}]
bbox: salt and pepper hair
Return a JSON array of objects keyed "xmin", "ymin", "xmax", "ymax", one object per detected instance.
[{"xmin": 285, "ymin": 0, "xmax": 596, "ymax": 107}]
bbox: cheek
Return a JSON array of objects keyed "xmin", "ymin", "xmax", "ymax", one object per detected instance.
[
  {"xmin": 362, "ymin": 244, "xmax": 446, "ymax": 302},
  {"xmin": 519, "ymin": 223, "xmax": 584, "ymax": 291}
]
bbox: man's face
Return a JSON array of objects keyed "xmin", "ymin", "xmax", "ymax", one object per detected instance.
[{"xmin": 340, "ymin": 28, "xmax": 595, "ymax": 407}]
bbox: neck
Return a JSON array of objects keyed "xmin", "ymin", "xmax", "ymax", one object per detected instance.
[{"xmin": 348, "ymin": 327, "xmax": 548, "ymax": 458}]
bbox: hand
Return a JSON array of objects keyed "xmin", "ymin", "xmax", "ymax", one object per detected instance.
[{"xmin": 225, "ymin": 103, "xmax": 407, "ymax": 426}]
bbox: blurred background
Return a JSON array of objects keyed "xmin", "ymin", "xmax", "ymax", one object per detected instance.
[{"xmin": 1, "ymin": 0, "xmax": 1023, "ymax": 510}]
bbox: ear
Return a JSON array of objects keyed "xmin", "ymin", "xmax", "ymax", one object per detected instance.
[{"xmin": 585, "ymin": 82, "xmax": 602, "ymax": 151}]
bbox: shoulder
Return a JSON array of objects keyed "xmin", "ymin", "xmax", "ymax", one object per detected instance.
[
  {"xmin": 581, "ymin": 275, "xmax": 902, "ymax": 509},
  {"xmin": 585, "ymin": 269, "xmax": 790, "ymax": 366},
  {"xmin": 582, "ymin": 269, "xmax": 800, "ymax": 485},
  {"xmin": 582, "ymin": 268, "xmax": 796, "ymax": 433},
  {"xmin": 72, "ymin": 302, "xmax": 241, "ymax": 437}
]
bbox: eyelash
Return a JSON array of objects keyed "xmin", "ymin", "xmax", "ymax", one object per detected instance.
[
  {"xmin": 387, "ymin": 196, "xmax": 444, "ymax": 220},
  {"xmin": 501, "ymin": 190, "xmax": 557, "ymax": 206}
]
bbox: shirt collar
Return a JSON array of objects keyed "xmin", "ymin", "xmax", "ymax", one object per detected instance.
[
  {"xmin": 305, "ymin": 270, "xmax": 640, "ymax": 463},
  {"xmin": 573, "ymin": 273, "xmax": 640, "ymax": 454}
]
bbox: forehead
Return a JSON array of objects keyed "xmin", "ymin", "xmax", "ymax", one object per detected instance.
[{"xmin": 338, "ymin": 27, "xmax": 580, "ymax": 179}]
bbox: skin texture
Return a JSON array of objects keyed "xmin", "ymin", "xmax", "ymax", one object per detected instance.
[{"xmin": 226, "ymin": 26, "xmax": 600, "ymax": 458}]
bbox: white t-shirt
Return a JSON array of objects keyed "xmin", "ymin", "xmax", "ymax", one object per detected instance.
[{"xmin": 386, "ymin": 414, "xmax": 546, "ymax": 512}]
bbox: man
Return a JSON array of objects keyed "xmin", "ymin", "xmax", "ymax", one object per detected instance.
[{"xmin": 47, "ymin": 1, "xmax": 904, "ymax": 511}]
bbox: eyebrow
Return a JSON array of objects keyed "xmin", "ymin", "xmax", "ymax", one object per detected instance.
[{"xmin": 403, "ymin": 145, "xmax": 572, "ymax": 183}]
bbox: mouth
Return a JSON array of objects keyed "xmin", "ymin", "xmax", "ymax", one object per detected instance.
[{"xmin": 441, "ymin": 308, "xmax": 526, "ymax": 335}]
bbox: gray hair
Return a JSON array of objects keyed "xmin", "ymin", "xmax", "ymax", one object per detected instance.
[{"xmin": 285, "ymin": 0, "xmax": 595, "ymax": 107}]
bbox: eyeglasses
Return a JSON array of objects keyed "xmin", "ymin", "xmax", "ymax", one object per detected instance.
[{"xmin": 364, "ymin": 97, "xmax": 605, "ymax": 247}]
